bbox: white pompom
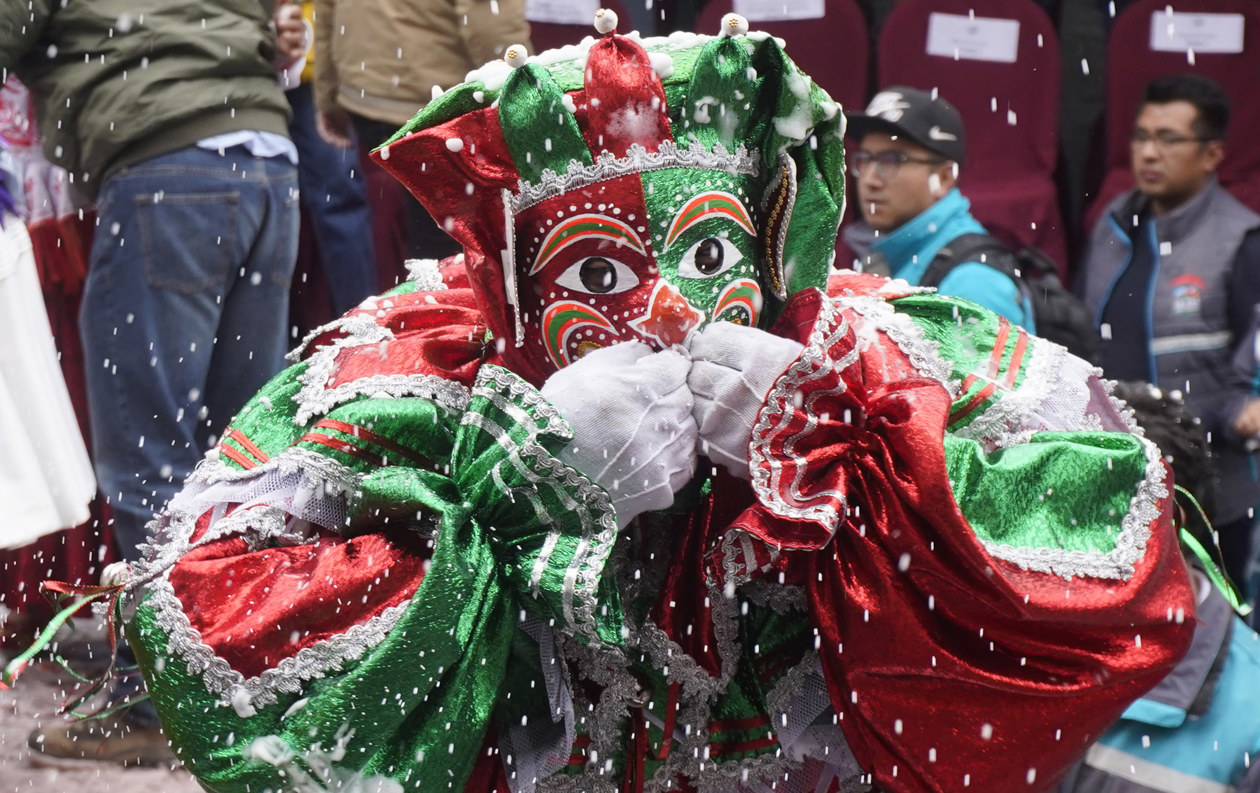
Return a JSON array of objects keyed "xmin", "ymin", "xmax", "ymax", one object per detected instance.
[
  {"xmin": 720, "ymin": 13, "xmax": 749, "ymax": 37},
  {"xmin": 504, "ymin": 44, "xmax": 529, "ymax": 69},
  {"xmin": 101, "ymin": 561, "xmax": 132, "ymax": 587},
  {"xmin": 594, "ymin": 8, "xmax": 618, "ymax": 34}
]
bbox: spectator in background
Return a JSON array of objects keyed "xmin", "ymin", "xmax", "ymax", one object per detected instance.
[
  {"xmin": 312, "ymin": 0, "xmax": 531, "ymax": 286},
  {"xmin": 286, "ymin": 0, "xmax": 377, "ymax": 317},
  {"xmin": 842, "ymin": 86, "xmax": 1035, "ymax": 328},
  {"xmin": 1, "ymin": 0, "xmax": 305, "ymax": 765},
  {"xmin": 1078, "ymin": 73, "xmax": 1260, "ymax": 588}
]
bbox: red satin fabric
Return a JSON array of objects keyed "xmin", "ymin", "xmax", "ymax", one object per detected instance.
[
  {"xmin": 727, "ymin": 284, "xmax": 1195, "ymax": 793},
  {"xmin": 578, "ymin": 34, "xmax": 672, "ymax": 159},
  {"xmin": 169, "ymin": 509, "xmax": 430, "ymax": 680},
  {"xmin": 371, "ymin": 113, "xmax": 522, "ymax": 371},
  {"xmin": 298, "ymin": 263, "xmax": 490, "ymax": 390}
]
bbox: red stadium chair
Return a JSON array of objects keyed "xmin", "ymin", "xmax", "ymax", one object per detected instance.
[
  {"xmin": 694, "ymin": 0, "xmax": 870, "ymax": 115},
  {"xmin": 875, "ymin": 0, "xmax": 1067, "ymax": 275},
  {"xmin": 1087, "ymin": 0, "xmax": 1260, "ymax": 229}
]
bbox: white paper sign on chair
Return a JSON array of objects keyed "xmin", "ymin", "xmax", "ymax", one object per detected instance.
[
  {"xmin": 734, "ymin": 0, "xmax": 825, "ymax": 21},
  {"xmin": 1150, "ymin": 11, "xmax": 1244, "ymax": 55},
  {"xmin": 926, "ymin": 12, "xmax": 1020, "ymax": 64},
  {"xmin": 525, "ymin": 0, "xmax": 598, "ymax": 25}
]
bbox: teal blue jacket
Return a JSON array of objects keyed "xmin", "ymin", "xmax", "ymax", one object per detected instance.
[
  {"xmin": 1057, "ymin": 571, "xmax": 1260, "ymax": 792},
  {"xmin": 846, "ymin": 189, "xmax": 1035, "ymax": 330}
]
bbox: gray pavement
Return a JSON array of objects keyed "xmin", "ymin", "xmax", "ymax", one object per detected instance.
[{"xmin": 0, "ymin": 659, "xmax": 202, "ymax": 792}]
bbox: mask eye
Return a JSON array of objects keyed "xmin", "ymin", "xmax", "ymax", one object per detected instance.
[
  {"xmin": 554, "ymin": 256, "xmax": 641, "ymax": 295},
  {"xmin": 675, "ymin": 236, "xmax": 743, "ymax": 279}
]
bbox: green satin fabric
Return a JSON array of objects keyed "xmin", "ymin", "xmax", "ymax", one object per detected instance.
[
  {"xmin": 944, "ymin": 432, "xmax": 1145, "ymax": 554},
  {"xmin": 498, "ymin": 64, "xmax": 592, "ymax": 185},
  {"xmin": 129, "ymin": 366, "xmax": 621, "ymax": 791}
]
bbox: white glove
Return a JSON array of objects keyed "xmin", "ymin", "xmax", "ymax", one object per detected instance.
[
  {"xmin": 687, "ymin": 322, "xmax": 804, "ymax": 479},
  {"xmin": 541, "ymin": 342, "xmax": 698, "ymax": 528}
]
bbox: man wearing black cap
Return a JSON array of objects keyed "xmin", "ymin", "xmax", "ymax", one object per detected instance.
[{"xmin": 842, "ymin": 86, "xmax": 1034, "ymax": 328}]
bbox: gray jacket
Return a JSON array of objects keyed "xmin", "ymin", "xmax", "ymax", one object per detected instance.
[{"xmin": 1080, "ymin": 179, "xmax": 1260, "ymax": 523}]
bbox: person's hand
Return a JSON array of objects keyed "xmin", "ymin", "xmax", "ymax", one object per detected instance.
[
  {"xmin": 687, "ymin": 322, "xmax": 804, "ymax": 478},
  {"xmin": 273, "ymin": 2, "xmax": 309, "ymax": 63},
  {"xmin": 1234, "ymin": 397, "xmax": 1260, "ymax": 439},
  {"xmin": 316, "ymin": 109, "xmax": 356, "ymax": 149},
  {"xmin": 541, "ymin": 342, "xmax": 697, "ymax": 528}
]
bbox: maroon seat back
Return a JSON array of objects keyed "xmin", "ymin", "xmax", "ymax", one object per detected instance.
[
  {"xmin": 694, "ymin": 0, "xmax": 870, "ymax": 114},
  {"xmin": 1088, "ymin": 0, "xmax": 1260, "ymax": 228},
  {"xmin": 875, "ymin": 0, "xmax": 1067, "ymax": 272}
]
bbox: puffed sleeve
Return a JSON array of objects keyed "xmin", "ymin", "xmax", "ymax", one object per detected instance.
[
  {"xmin": 722, "ymin": 274, "xmax": 1196, "ymax": 793},
  {"xmin": 124, "ymin": 265, "xmax": 621, "ymax": 793}
]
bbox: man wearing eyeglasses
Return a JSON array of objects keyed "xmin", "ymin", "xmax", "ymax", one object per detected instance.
[
  {"xmin": 1079, "ymin": 73, "xmax": 1260, "ymax": 591},
  {"xmin": 841, "ymin": 86, "xmax": 1034, "ymax": 328}
]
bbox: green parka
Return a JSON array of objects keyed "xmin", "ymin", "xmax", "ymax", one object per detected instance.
[{"xmin": 0, "ymin": 0, "xmax": 292, "ymax": 199}]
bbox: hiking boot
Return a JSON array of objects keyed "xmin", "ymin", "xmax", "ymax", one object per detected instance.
[{"xmin": 27, "ymin": 711, "xmax": 177, "ymax": 769}]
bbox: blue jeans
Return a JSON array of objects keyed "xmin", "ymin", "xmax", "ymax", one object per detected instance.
[
  {"xmin": 286, "ymin": 83, "xmax": 377, "ymax": 315},
  {"xmin": 81, "ymin": 146, "xmax": 299, "ymax": 562}
]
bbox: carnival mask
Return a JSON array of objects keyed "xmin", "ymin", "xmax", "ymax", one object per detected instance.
[{"xmin": 374, "ymin": 10, "xmax": 846, "ymax": 384}]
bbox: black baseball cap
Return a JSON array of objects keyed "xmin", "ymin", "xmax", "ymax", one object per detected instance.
[{"xmin": 845, "ymin": 86, "xmax": 966, "ymax": 166}]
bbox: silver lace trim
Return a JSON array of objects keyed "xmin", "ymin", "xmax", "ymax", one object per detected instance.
[
  {"xmin": 842, "ymin": 293, "xmax": 954, "ymax": 392},
  {"xmin": 141, "ymin": 508, "xmax": 412, "ymax": 712},
  {"xmin": 153, "ymin": 580, "xmax": 411, "ymax": 713},
  {"xmin": 467, "ymin": 366, "xmax": 619, "ymax": 647},
  {"xmin": 178, "ymin": 446, "xmax": 361, "ymax": 502},
  {"xmin": 740, "ymin": 579, "xmax": 807, "ymax": 613},
  {"xmin": 403, "ymin": 257, "xmax": 452, "ymax": 291},
  {"xmin": 510, "ymin": 141, "xmax": 760, "ymax": 213},
  {"xmin": 128, "ymin": 440, "xmax": 429, "ymax": 712},
  {"xmin": 951, "ymin": 338, "xmax": 1102, "ymax": 451},
  {"xmin": 293, "ymin": 313, "xmax": 471, "ymax": 425},
  {"xmin": 749, "ymin": 294, "xmax": 857, "ymax": 528},
  {"xmin": 978, "ymin": 417, "xmax": 1165, "ymax": 581}
]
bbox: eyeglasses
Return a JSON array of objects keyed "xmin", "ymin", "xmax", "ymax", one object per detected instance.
[
  {"xmin": 848, "ymin": 150, "xmax": 945, "ymax": 179},
  {"xmin": 1129, "ymin": 129, "xmax": 1210, "ymax": 151}
]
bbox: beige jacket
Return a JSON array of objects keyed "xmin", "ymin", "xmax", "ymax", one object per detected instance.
[{"xmin": 313, "ymin": 0, "xmax": 531, "ymax": 127}]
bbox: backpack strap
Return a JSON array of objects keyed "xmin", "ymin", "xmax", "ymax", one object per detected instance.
[{"xmin": 920, "ymin": 233, "xmax": 1018, "ymax": 289}]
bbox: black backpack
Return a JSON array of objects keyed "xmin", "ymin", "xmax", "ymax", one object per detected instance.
[{"xmin": 920, "ymin": 233, "xmax": 1102, "ymax": 365}]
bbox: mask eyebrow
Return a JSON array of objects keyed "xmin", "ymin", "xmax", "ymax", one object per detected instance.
[
  {"xmin": 663, "ymin": 191, "xmax": 756, "ymax": 251},
  {"xmin": 528, "ymin": 214, "xmax": 646, "ymax": 275}
]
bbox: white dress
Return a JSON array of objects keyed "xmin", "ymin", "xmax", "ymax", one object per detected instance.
[{"xmin": 0, "ymin": 212, "xmax": 96, "ymax": 548}]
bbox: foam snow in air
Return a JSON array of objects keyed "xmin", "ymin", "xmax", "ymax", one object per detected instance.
[
  {"xmin": 607, "ymin": 102, "xmax": 664, "ymax": 141},
  {"xmin": 772, "ymin": 70, "xmax": 813, "ymax": 146},
  {"xmin": 464, "ymin": 59, "xmax": 514, "ymax": 92},
  {"xmin": 745, "ymin": 30, "xmax": 786, "ymax": 48},
  {"xmin": 692, "ymin": 96, "xmax": 718, "ymax": 124},
  {"xmin": 648, "ymin": 51, "xmax": 674, "ymax": 78},
  {"xmin": 232, "ymin": 685, "xmax": 258, "ymax": 718}
]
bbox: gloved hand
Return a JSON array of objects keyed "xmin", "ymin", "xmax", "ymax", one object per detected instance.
[
  {"xmin": 687, "ymin": 322, "xmax": 804, "ymax": 479},
  {"xmin": 541, "ymin": 342, "xmax": 697, "ymax": 528}
]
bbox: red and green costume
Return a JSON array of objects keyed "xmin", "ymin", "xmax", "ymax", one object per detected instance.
[{"xmin": 116, "ymin": 14, "xmax": 1194, "ymax": 793}]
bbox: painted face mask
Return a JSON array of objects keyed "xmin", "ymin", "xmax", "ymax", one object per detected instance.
[{"xmin": 373, "ymin": 10, "xmax": 847, "ymax": 384}]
